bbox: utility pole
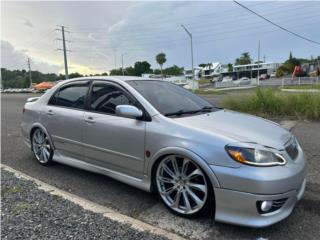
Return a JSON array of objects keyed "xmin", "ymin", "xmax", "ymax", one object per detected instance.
[
  {"xmin": 121, "ymin": 53, "xmax": 127, "ymax": 76},
  {"xmin": 263, "ymin": 55, "xmax": 266, "ymax": 63},
  {"xmin": 257, "ymin": 40, "xmax": 260, "ymax": 86},
  {"xmin": 181, "ymin": 25, "xmax": 195, "ymax": 91},
  {"xmin": 56, "ymin": 25, "xmax": 70, "ymax": 80},
  {"xmin": 113, "ymin": 49, "xmax": 117, "ymax": 69},
  {"xmin": 27, "ymin": 58, "xmax": 32, "ymax": 88}
]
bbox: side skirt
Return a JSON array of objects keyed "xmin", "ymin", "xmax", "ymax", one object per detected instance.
[{"xmin": 53, "ymin": 150, "xmax": 151, "ymax": 192}]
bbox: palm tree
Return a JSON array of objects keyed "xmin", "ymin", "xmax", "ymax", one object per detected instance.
[{"xmin": 156, "ymin": 53, "xmax": 166, "ymax": 79}]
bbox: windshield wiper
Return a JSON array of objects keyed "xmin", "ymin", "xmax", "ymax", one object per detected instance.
[
  {"xmin": 165, "ymin": 106, "xmax": 223, "ymax": 117},
  {"xmin": 164, "ymin": 109, "xmax": 199, "ymax": 117},
  {"xmin": 199, "ymin": 106, "xmax": 223, "ymax": 112}
]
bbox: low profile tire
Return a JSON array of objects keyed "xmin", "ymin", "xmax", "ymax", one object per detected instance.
[
  {"xmin": 155, "ymin": 155, "xmax": 214, "ymax": 218},
  {"xmin": 31, "ymin": 128, "xmax": 54, "ymax": 166}
]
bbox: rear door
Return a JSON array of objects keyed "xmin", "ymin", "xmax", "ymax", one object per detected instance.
[
  {"xmin": 82, "ymin": 81, "xmax": 146, "ymax": 179},
  {"xmin": 43, "ymin": 81, "xmax": 89, "ymax": 160}
]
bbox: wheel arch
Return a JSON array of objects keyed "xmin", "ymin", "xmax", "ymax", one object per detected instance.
[
  {"xmin": 30, "ymin": 123, "xmax": 55, "ymax": 150},
  {"xmin": 148, "ymin": 147, "xmax": 221, "ymax": 192}
]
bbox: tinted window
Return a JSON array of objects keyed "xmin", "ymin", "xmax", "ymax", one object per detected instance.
[
  {"xmin": 127, "ymin": 81, "xmax": 216, "ymax": 116},
  {"xmin": 90, "ymin": 83, "xmax": 134, "ymax": 114},
  {"xmin": 49, "ymin": 84, "xmax": 87, "ymax": 109}
]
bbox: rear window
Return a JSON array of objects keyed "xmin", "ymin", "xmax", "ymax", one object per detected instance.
[{"xmin": 49, "ymin": 83, "xmax": 88, "ymax": 109}]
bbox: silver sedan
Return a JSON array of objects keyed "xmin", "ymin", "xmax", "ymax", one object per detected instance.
[{"xmin": 21, "ymin": 76, "xmax": 306, "ymax": 227}]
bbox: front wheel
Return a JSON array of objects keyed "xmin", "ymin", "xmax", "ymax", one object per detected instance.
[
  {"xmin": 155, "ymin": 155, "xmax": 213, "ymax": 217},
  {"xmin": 31, "ymin": 128, "xmax": 54, "ymax": 166}
]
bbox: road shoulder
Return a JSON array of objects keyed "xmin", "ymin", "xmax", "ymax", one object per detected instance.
[{"xmin": 1, "ymin": 165, "xmax": 184, "ymax": 240}]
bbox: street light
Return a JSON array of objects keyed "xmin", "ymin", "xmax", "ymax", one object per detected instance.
[
  {"xmin": 181, "ymin": 24, "xmax": 195, "ymax": 92},
  {"xmin": 121, "ymin": 53, "xmax": 127, "ymax": 76}
]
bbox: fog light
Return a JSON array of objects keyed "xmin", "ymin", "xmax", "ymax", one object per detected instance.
[{"xmin": 260, "ymin": 200, "xmax": 273, "ymax": 212}]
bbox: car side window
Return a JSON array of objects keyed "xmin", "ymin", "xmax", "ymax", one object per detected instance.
[
  {"xmin": 89, "ymin": 83, "xmax": 134, "ymax": 115},
  {"xmin": 49, "ymin": 84, "xmax": 87, "ymax": 109}
]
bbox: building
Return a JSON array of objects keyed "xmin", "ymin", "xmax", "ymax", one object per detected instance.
[
  {"xmin": 301, "ymin": 59, "xmax": 320, "ymax": 77},
  {"xmin": 233, "ymin": 62, "xmax": 279, "ymax": 79},
  {"xmin": 184, "ymin": 67, "xmax": 202, "ymax": 80},
  {"xmin": 201, "ymin": 62, "xmax": 229, "ymax": 79}
]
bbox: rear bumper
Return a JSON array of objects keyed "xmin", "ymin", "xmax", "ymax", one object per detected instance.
[{"xmin": 214, "ymin": 178, "xmax": 306, "ymax": 227}]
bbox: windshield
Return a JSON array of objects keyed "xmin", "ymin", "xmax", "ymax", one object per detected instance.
[{"xmin": 127, "ymin": 80, "xmax": 220, "ymax": 117}]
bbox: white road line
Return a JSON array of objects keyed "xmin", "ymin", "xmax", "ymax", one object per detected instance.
[{"xmin": 1, "ymin": 164, "xmax": 186, "ymax": 240}]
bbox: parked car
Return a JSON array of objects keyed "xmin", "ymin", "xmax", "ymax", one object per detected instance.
[
  {"xmin": 259, "ymin": 74, "xmax": 270, "ymax": 80},
  {"xmin": 21, "ymin": 76, "xmax": 306, "ymax": 227},
  {"xmin": 221, "ymin": 76, "xmax": 233, "ymax": 82},
  {"xmin": 233, "ymin": 77, "xmax": 251, "ymax": 85}
]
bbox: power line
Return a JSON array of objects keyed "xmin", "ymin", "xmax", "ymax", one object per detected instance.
[
  {"xmin": 233, "ymin": 0, "xmax": 320, "ymax": 46},
  {"xmin": 70, "ymin": 20, "xmax": 320, "ymax": 54}
]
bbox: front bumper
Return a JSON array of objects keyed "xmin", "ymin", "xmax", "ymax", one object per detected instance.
[
  {"xmin": 214, "ymin": 178, "xmax": 306, "ymax": 227},
  {"xmin": 210, "ymin": 146, "xmax": 306, "ymax": 227}
]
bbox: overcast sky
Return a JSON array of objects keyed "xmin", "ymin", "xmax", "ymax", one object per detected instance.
[{"xmin": 1, "ymin": 1, "xmax": 320, "ymax": 74}]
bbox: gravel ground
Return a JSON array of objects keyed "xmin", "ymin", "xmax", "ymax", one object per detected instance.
[{"xmin": 1, "ymin": 169, "xmax": 169, "ymax": 240}]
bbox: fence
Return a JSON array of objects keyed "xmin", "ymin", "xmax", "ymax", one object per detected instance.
[{"xmin": 213, "ymin": 77, "xmax": 320, "ymax": 89}]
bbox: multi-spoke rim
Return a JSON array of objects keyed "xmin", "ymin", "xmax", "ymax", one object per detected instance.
[
  {"xmin": 32, "ymin": 129, "xmax": 51, "ymax": 164},
  {"xmin": 156, "ymin": 155, "xmax": 208, "ymax": 215}
]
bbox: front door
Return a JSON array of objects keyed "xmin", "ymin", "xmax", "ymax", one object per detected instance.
[{"xmin": 83, "ymin": 81, "xmax": 146, "ymax": 178}]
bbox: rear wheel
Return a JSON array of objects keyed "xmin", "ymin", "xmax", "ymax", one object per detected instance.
[
  {"xmin": 155, "ymin": 155, "xmax": 213, "ymax": 217},
  {"xmin": 31, "ymin": 128, "xmax": 53, "ymax": 165}
]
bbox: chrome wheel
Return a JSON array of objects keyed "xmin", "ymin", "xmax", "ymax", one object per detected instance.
[
  {"xmin": 32, "ymin": 128, "xmax": 52, "ymax": 164},
  {"xmin": 156, "ymin": 155, "xmax": 208, "ymax": 215}
]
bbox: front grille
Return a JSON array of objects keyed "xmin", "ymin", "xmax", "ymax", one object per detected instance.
[
  {"xmin": 272, "ymin": 198, "xmax": 288, "ymax": 208},
  {"xmin": 285, "ymin": 139, "xmax": 299, "ymax": 160}
]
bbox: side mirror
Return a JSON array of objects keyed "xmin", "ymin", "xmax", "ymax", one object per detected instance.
[{"xmin": 115, "ymin": 105, "xmax": 143, "ymax": 118}]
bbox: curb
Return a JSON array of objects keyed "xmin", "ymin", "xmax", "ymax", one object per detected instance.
[
  {"xmin": 280, "ymin": 89, "xmax": 320, "ymax": 93},
  {"xmin": 1, "ymin": 164, "xmax": 186, "ymax": 240}
]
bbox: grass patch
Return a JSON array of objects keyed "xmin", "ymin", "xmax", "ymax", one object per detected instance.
[
  {"xmin": 195, "ymin": 89, "xmax": 225, "ymax": 95},
  {"xmin": 1, "ymin": 186, "xmax": 23, "ymax": 196},
  {"xmin": 222, "ymin": 88, "xmax": 320, "ymax": 120},
  {"xmin": 198, "ymin": 79, "xmax": 211, "ymax": 84},
  {"xmin": 281, "ymin": 84, "xmax": 320, "ymax": 90},
  {"xmin": 12, "ymin": 203, "xmax": 32, "ymax": 213}
]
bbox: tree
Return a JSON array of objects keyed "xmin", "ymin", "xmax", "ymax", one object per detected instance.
[
  {"xmin": 153, "ymin": 69, "xmax": 161, "ymax": 74},
  {"xmin": 134, "ymin": 61, "xmax": 152, "ymax": 76},
  {"xmin": 110, "ymin": 69, "xmax": 122, "ymax": 75},
  {"xmin": 156, "ymin": 53, "xmax": 166, "ymax": 79},
  {"xmin": 276, "ymin": 55, "xmax": 303, "ymax": 77},
  {"xmin": 69, "ymin": 72, "xmax": 83, "ymax": 79},
  {"xmin": 163, "ymin": 65, "xmax": 184, "ymax": 76},
  {"xmin": 227, "ymin": 63, "xmax": 233, "ymax": 72},
  {"xmin": 1, "ymin": 68, "xmax": 62, "ymax": 88},
  {"xmin": 235, "ymin": 52, "xmax": 252, "ymax": 65}
]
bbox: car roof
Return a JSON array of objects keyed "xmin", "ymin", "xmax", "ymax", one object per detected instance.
[{"xmin": 58, "ymin": 76, "xmax": 158, "ymax": 85}]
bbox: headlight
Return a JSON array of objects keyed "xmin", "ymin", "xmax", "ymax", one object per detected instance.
[{"xmin": 225, "ymin": 145, "xmax": 286, "ymax": 166}]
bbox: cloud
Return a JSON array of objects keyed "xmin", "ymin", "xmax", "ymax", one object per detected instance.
[{"xmin": 1, "ymin": 40, "xmax": 61, "ymax": 73}]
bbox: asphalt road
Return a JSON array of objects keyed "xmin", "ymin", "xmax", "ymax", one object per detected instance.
[{"xmin": 1, "ymin": 93, "xmax": 320, "ymax": 240}]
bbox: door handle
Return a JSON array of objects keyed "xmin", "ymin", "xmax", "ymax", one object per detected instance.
[
  {"xmin": 85, "ymin": 116, "xmax": 95, "ymax": 124},
  {"xmin": 46, "ymin": 110, "xmax": 55, "ymax": 116}
]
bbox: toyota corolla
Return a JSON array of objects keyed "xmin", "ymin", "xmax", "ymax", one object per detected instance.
[{"xmin": 21, "ymin": 77, "xmax": 306, "ymax": 227}]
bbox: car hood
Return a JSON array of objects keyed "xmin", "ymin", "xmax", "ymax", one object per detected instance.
[{"xmin": 172, "ymin": 110, "xmax": 291, "ymax": 150}]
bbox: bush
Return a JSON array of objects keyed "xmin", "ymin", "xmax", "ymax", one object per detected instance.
[{"xmin": 222, "ymin": 88, "xmax": 320, "ymax": 120}]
